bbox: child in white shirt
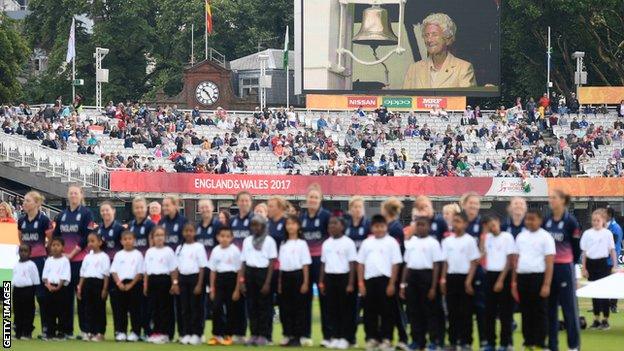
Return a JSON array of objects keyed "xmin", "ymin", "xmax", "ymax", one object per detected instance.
[
  {"xmin": 580, "ymin": 209, "xmax": 617, "ymax": 329},
  {"xmin": 42, "ymin": 237, "xmax": 71, "ymax": 340},
  {"xmin": 357, "ymin": 214, "xmax": 402, "ymax": 350},
  {"xmin": 77, "ymin": 233, "xmax": 110, "ymax": 341},
  {"xmin": 175, "ymin": 223, "xmax": 209, "ymax": 345},
  {"xmin": 12, "ymin": 244, "xmax": 41, "ymax": 340},
  {"xmin": 278, "ymin": 215, "xmax": 311, "ymax": 347},
  {"xmin": 110, "ymin": 230, "xmax": 144, "ymax": 341},
  {"xmin": 513, "ymin": 209, "xmax": 554, "ymax": 349}
]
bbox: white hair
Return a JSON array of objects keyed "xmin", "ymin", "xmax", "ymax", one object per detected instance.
[{"xmin": 422, "ymin": 13, "xmax": 457, "ymax": 44}]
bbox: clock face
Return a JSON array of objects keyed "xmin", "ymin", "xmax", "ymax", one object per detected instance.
[{"xmin": 195, "ymin": 81, "xmax": 220, "ymax": 106}]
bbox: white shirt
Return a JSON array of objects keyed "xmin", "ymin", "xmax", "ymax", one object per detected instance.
[
  {"xmin": 12, "ymin": 260, "xmax": 40, "ymax": 287},
  {"xmin": 580, "ymin": 228, "xmax": 615, "ymax": 259},
  {"xmin": 515, "ymin": 228, "xmax": 556, "ymax": 273},
  {"xmin": 357, "ymin": 234, "xmax": 402, "ymax": 279},
  {"xmin": 241, "ymin": 236, "xmax": 277, "ymax": 268},
  {"xmin": 321, "ymin": 236, "xmax": 357, "ymax": 274},
  {"xmin": 278, "ymin": 239, "xmax": 312, "ymax": 272},
  {"xmin": 208, "ymin": 245, "xmax": 242, "ymax": 273},
  {"xmin": 80, "ymin": 251, "xmax": 111, "ymax": 279},
  {"xmin": 404, "ymin": 236, "xmax": 444, "ymax": 270},
  {"xmin": 441, "ymin": 234, "xmax": 481, "ymax": 274},
  {"xmin": 175, "ymin": 242, "xmax": 209, "ymax": 275},
  {"xmin": 42, "ymin": 256, "xmax": 71, "ymax": 286},
  {"xmin": 111, "ymin": 249, "xmax": 145, "ymax": 281},
  {"xmin": 483, "ymin": 232, "xmax": 517, "ymax": 272},
  {"xmin": 144, "ymin": 246, "xmax": 177, "ymax": 275}
]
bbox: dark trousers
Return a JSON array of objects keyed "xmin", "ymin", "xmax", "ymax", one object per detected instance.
[
  {"xmin": 548, "ymin": 263, "xmax": 580, "ymax": 351},
  {"xmin": 304, "ymin": 257, "xmax": 330, "ymax": 339},
  {"xmin": 348, "ymin": 293, "xmax": 361, "ymax": 344},
  {"xmin": 363, "ymin": 276, "xmax": 393, "ymax": 341},
  {"xmin": 43, "ymin": 285, "xmax": 70, "ymax": 338},
  {"xmin": 393, "ymin": 265, "xmax": 409, "ymax": 344},
  {"xmin": 147, "ymin": 274, "xmax": 174, "ymax": 336},
  {"xmin": 13, "ymin": 286, "xmax": 36, "ymax": 338},
  {"xmin": 405, "ymin": 269, "xmax": 438, "ymax": 348},
  {"xmin": 325, "ymin": 273, "xmax": 353, "ymax": 340},
  {"xmin": 245, "ymin": 266, "xmax": 272, "ymax": 338},
  {"xmin": 68, "ymin": 261, "xmax": 86, "ymax": 335},
  {"xmin": 212, "ymin": 272, "xmax": 240, "ymax": 337},
  {"xmin": 177, "ymin": 273, "xmax": 204, "ymax": 336},
  {"xmin": 82, "ymin": 278, "xmax": 106, "ymax": 335},
  {"xmin": 32, "ymin": 257, "xmax": 47, "ymax": 335},
  {"xmin": 484, "ymin": 272, "xmax": 513, "ymax": 348},
  {"xmin": 111, "ymin": 279, "xmax": 142, "ymax": 335},
  {"xmin": 280, "ymin": 270, "xmax": 306, "ymax": 338},
  {"xmin": 473, "ymin": 266, "xmax": 486, "ymax": 347},
  {"xmin": 586, "ymin": 258, "xmax": 611, "ymax": 318},
  {"xmin": 446, "ymin": 274, "xmax": 473, "ymax": 346},
  {"xmin": 518, "ymin": 273, "xmax": 547, "ymax": 348}
]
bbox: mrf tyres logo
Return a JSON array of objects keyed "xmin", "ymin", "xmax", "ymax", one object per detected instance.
[{"xmin": 2, "ymin": 281, "xmax": 10, "ymax": 348}]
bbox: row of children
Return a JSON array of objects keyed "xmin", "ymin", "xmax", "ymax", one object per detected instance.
[{"xmin": 11, "ymin": 185, "xmax": 621, "ymax": 351}]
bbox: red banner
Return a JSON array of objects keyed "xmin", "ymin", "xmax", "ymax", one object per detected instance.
[
  {"xmin": 347, "ymin": 96, "xmax": 378, "ymax": 109},
  {"xmin": 416, "ymin": 97, "xmax": 448, "ymax": 109},
  {"xmin": 110, "ymin": 172, "xmax": 493, "ymax": 196}
]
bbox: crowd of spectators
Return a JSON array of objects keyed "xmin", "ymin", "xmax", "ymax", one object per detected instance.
[{"xmin": 1, "ymin": 92, "xmax": 624, "ymax": 178}]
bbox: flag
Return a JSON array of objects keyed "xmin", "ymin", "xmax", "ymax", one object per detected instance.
[
  {"xmin": 65, "ymin": 17, "xmax": 76, "ymax": 63},
  {"xmin": 205, "ymin": 0, "xmax": 213, "ymax": 34},
  {"xmin": 0, "ymin": 223, "xmax": 19, "ymax": 282},
  {"xmin": 283, "ymin": 25, "xmax": 289, "ymax": 68}
]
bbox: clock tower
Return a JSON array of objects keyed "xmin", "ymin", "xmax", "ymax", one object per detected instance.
[{"xmin": 155, "ymin": 57, "xmax": 256, "ymax": 110}]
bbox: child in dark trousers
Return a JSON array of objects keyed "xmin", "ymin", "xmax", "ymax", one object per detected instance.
[
  {"xmin": 208, "ymin": 227, "xmax": 242, "ymax": 346},
  {"xmin": 357, "ymin": 215, "xmax": 402, "ymax": 351},
  {"xmin": 12, "ymin": 244, "xmax": 40, "ymax": 340},
  {"xmin": 481, "ymin": 216, "xmax": 517, "ymax": 351},
  {"xmin": 580, "ymin": 209, "xmax": 617, "ymax": 330},
  {"xmin": 77, "ymin": 233, "xmax": 110, "ymax": 341},
  {"xmin": 110, "ymin": 231, "xmax": 144, "ymax": 341},
  {"xmin": 175, "ymin": 223, "xmax": 208, "ymax": 345},
  {"xmin": 239, "ymin": 215, "xmax": 277, "ymax": 346},
  {"xmin": 41, "ymin": 237, "xmax": 71, "ymax": 340},
  {"xmin": 278, "ymin": 215, "xmax": 311, "ymax": 347},
  {"xmin": 144, "ymin": 227, "xmax": 179, "ymax": 344},
  {"xmin": 320, "ymin": 216, "xmax": 357, "ymax": 350},
  {"xmin": 400, "ymin": 216, "xmax": 443, "ymax": 350},
  {"xmin": 440, "ymin": 212, "xmax": 481, "ymax": 350},
  {"xmin": 513, "ymin": 209, "xmax": 554, "ymax": 350}
]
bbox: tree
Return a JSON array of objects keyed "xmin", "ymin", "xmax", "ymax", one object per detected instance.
[{"xmin": 0, "ymin": 14, "xmax": 30, "ymax": 103}]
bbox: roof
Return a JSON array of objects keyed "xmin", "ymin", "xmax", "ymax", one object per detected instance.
[{"xmin": 230, "ymin": 49, "xmax": 294, "ymax": 71}]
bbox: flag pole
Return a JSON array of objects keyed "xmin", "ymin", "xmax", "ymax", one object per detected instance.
[
  {"xmin": 71, "ymin": 17, "xmax": 76, "ymax": 103},
  {"xmin": 205, "ymin": 4, "xmax": 208, "ymax": 61},
  {"xmin": 191, "ymin": 23, "xmax": 195, "ymax": 65}
]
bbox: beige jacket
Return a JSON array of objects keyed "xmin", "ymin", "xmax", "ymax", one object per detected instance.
[{"xmin": 403, "ymin": 53, "xmax": 477, "ymax": 89}]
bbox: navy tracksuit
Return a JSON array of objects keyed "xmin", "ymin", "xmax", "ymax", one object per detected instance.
[
  {"xmin": 466, "ymin": 215, "xmax": 486, "ymax": 348},
  {"xmin": 159, "ymin": 212, "xmax": 187, "ymax": 249}
]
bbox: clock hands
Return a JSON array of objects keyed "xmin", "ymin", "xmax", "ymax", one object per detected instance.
[{"xmin": 202, "ymin": 88, "xmax": 215, "ymax": 104}]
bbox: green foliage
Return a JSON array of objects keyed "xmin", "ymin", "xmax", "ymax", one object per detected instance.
[{"xmin": 0, "ymin": 14, "xmax": 30, "ymax": 103}]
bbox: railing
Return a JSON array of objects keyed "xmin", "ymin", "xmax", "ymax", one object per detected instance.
[
  {"xmin": 0, "ymin": 186, "xmax": 62, "ymax": 219},
  {"xmin": 0, "ymin": 132, "xmax": 111, "ymax": 192}
]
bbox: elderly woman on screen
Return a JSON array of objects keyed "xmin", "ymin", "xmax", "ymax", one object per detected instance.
[{"xmin": 403, "ymin": 13, "xmax": 477, "ymax": 89}]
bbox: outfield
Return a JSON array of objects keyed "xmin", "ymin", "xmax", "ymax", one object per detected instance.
[{"xmin": 8, "ymin": 298, "xmax": 624, "ymax": 350}]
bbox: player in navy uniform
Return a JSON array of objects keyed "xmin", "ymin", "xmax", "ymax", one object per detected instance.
[
  {"xmin": 543, "ymin": 190, "xmax": 581, "ymax": 351},
  {"xmin": 267, "ymin": 196, "xmax": 288, "ymax": 247},
  {"xmin": 413, "ymin": 196, "xmax": 448, "ymax": 242},
  {"xmin": 159, "ymin": 196, "xmax": 187, "ymax": 249},
  {"xmin": 52, "ymin": 185, "xmax": 95, "ymax": 338},
  {"xmin": 129, "ymin": 196, "xmax": 155, "ymax": 254},
  {"xmin": 381, "ymin": 198, "xmax": 409, "ymax": 350},
  {"xmin": 196, "ymin": 198, "xmax": 221, "ymax": 329},
  {"xmin": 230, "ymin": 191, "xmax": 254, "ymax": 249},
  {"xmin": 18, "ymin": 191, "xmax": 54, "ymax": 336},
  {"xmin": 502, "ymin": 197, "xmax": 527, "ymax": 238},
  {"xmin": 345, "ymin": 196, "xmax": 370, "ymax": 250},
  {"xmin": 98, "ymin": 202, "xmax": 124, "ymax": 261},
  {"xmin": 300, "ymin": 184, "xmax": 331, "ymax": 346},
  {"xmin": 460, "ymin": 192, "xmax": 486, "ymax": 349}
]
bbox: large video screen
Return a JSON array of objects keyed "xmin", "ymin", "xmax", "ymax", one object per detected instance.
[{"xmin": 302, "ymin": 0, "xmax": 500, "ymax": 96}]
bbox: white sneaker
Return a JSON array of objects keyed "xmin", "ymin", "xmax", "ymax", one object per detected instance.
[
  {"xmin": 115, "ymin": 333, "xmax": 127, "ymax": 342},
  {"xmin": 321, "ymin": 339, "xmax": 332, "ymax": 348},
  {"xmin": 189, "ymin": 335, "xmax": 201, "ymax": 345},
  {"xmin": 301, "ymin": 337, "xmax": 314, "ymax": 347},
  {"xmin": 153, "ymin": 335, "xmax": 169, "ymax": 344},
  {"xmin": 379, "ymin": 340, "xmax": 394, "ymax": 351},
  {"xmin": 232, "ymin": 335, "xmax": 247, "ymax": 344},
  {"xmin": 180, "ymin": 335, "xmax": 190, "ymax": 344},
  {"xmin": 365, "ymin": 339, "xmax": 379, "ymax": 351},
  {"xmin": 336, "ymin": 339, "xmax": 349, "ymax": 350},
  {"xmin": 396, "ymin": 341, "xmax": 411, "ymax": 351},
  {"xmin": 126, "ymin": 332, "xmax": 139, "ymax": 342},
  {"xmin": 280, "ymin": 337, "xmax": 291, "ymax": 346}
]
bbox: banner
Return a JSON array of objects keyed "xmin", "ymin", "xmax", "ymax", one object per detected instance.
[
  {"xmin": 485, "ymin": 178, "xmax": 548, "ymax": 198},
  {"xmin": 306, "ymin": 94, "xmax": 466, "ymax": 111},
  {"xmin": 111, "ymin": 172, "xmax": 493, "ymax": 196},
  {"xmin": 547, "ymin": 178, "xmax": 624, "ymax": 197},
  {"xmin": 578, "ymin": 87, "xmax": 624, "ymax": 105}
]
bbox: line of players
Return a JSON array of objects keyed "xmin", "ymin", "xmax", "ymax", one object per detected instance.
[{"xmin": 11, "ymin": 185, "xmax": 621, "ymax": 350}]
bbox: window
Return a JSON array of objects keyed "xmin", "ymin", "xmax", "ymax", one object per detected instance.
[{"xmin": 239, "ymin": 76, "xmax": 260, "ymax": 97}]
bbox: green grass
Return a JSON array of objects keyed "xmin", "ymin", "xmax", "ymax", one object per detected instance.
[{"xmin": 8, "ymin": 298, "xmax": 624, "ymax": 350}]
